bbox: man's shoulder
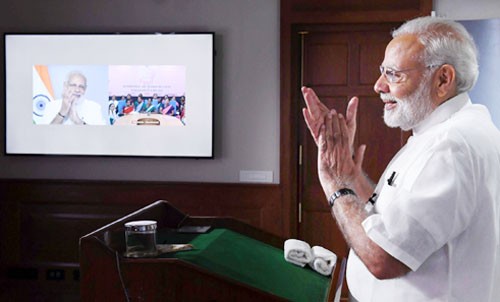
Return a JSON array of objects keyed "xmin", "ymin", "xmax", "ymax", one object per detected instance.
[
  {"xmin": 451, "ymin": 104, "xmax": 499, "ymax": 135},
  {"xmin": 438, "ymin": 106, "xmax": 500, "ymax": 155}
]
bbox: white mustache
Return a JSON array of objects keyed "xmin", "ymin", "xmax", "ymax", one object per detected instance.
[{"xmin": 380, "ymin": 93, "xmax": 398, "ymax": 102}]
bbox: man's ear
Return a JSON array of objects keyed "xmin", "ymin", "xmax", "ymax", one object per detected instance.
[{"xmin": 435, "ymin": 64, "xmax": 456, "ymax": 99}]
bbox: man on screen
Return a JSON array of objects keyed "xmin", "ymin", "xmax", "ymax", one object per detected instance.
[{"xmin": 49, "ymin": 71, "xmax": 106, "ymax": 125}]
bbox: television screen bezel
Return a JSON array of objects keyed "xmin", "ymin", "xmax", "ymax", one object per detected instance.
[{"xmin": 4, "ymin": 31, "xmax": 215, "ymax": 159}]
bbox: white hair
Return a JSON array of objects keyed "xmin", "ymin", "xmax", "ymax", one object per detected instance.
[
  {"xmin": 65, "ymin": 71, "xmax": 87, "ymax": 86},
  {"xmin": 392, "ymin": 16, "xmax": 479, "ymax": 93}
]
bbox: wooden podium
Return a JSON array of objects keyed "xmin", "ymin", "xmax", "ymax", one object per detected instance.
[{"xmin": 80, "ymin": 200, "xmax": 341, "ymax": 301}]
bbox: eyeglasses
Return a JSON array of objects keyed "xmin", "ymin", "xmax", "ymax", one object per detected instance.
[
  {"xmin": 68, "ymin": 83, "xmax": 87, "ymax": 90},
  {"xmin": 379, "ymin": 65, "xmax": 439, "ymax": 83}
]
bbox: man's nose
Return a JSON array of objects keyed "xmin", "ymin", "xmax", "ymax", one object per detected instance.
[{"xmin": 374, "ymin": 74, "xmax": 389, "ymax": 94}]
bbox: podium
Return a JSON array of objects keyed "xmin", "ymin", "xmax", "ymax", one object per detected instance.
[{"xmin": 80, "ymin": 200, "xmax": 340, "ymax": 301}]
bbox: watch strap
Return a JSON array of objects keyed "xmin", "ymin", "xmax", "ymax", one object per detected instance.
[{"xmin": 328, "ymin": 188, "xmax": 356, "ymax": 207}]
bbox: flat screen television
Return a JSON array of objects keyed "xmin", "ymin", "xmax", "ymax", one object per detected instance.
[{"xmin": 4, "ymin": 32, "xmax": 214, "ymax": 158}]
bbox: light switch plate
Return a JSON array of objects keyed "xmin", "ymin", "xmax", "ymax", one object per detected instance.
[{"xmin": 239, "ymin": 170, "xmax": 273, "ymax": 183}]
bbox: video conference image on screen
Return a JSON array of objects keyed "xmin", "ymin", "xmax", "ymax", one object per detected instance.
[
  {"xmin": 33, "ymin": 64, "xmax": 187, "ymax": 127},
  {"xmin": 7, "ymin": 32, "xmax": 213, "ymax": 157}
]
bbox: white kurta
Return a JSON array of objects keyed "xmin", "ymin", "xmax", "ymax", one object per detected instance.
[{"xmin": 348, "ymin": 93, "xmax": 500, "ymax": 302}]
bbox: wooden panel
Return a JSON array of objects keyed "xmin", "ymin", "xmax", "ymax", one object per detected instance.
[
  {"xmin": 305, "ymin": 42, "xmax": 348, "ymax": 86},
  {"xmin": 19, "ymin": 203, "xmax": 138, "ymax": 264},
  {"xmin": 359, "ymin": 42, "xmax": 388, "ymax": 85},
  {"xmin": 0, "ymin": 180, "xmax": 282, "ymax": 235},
  {"xmin": 0, "ymin": 179, "xmax": 281, "ymax": 301},
  {"xmin": 283, "ymin": 0, "xmax": 432, "ymax": 25}
]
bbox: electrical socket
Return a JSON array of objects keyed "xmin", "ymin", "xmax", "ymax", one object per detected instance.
[{"xmin": 46, "ymin": 269, "xmax": 65, "ymax": 281}]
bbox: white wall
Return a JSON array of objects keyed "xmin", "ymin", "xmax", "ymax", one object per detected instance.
[
  {"xmin": 461, "ymin": 19, "xmax": 500, "ymax": 128},
  {"xmin": 434, "ymin": 0, "xmax": 500, "ymax": 20},
  {"xmin": 435, "ymin": 0, "xmax": 500, "ymax": 128},
  {"xmin": 0, "ymin": 0, "xmax": 280, "ymax": 183}
]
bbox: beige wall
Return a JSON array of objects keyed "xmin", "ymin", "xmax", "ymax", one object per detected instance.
[
  {"xmin": 0, "ymin": 0, "xmax": 280, "ymax": 183},
  {"xmin": 435, "ymin": 0, "xmax": 500, "ymax": 19}
]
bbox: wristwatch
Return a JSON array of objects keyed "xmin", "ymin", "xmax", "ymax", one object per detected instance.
[{"xmin": 328, "ymin": 188, "xmax": 356, "ymax": 207}]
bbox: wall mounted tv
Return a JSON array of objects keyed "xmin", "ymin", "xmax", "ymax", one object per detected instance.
[{"xmin": 4, "ymin": 32, "xmax": 214, "ymax": 158}]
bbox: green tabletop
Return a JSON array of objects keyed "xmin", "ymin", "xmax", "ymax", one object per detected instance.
[{"xmin": 157, "ymin": 228, "xmax": 331, "ymax": 301}]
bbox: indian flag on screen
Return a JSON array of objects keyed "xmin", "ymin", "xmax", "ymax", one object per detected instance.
[{"xmin": 32, "ymin": 65, "xmax": 55, "ymax": 124}]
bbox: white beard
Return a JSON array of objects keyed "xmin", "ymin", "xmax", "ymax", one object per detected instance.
[{"xmin": 381, "ymin": 77, "xmax": 434, "ymax": 131}]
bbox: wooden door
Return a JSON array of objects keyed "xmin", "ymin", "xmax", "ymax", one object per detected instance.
[{"xmin": 298, "ymin": 23, "xmax": 408, "ymax": 258}]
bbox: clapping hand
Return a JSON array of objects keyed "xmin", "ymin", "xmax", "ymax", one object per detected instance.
[
  {"xmin": 301, "ymin": 86, "xmax": 366, "ymax": 198},
  {"xmin": 301, "ymin": 86, "xmax": 359, "ymax": 152}
]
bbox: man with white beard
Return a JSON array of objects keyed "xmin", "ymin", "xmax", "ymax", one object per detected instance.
[
  {"xmin": 50, "ymin": 71, "xmax": 106, "ymax": 125},
  {"xmin": 302, "ymin": 16, "xmax": 500, "ymax": 301}
]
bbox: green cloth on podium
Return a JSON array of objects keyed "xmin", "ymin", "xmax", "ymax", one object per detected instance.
[{"xmin": 158, "ymin": 228, "xmax": 331, "ymax": 301}]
